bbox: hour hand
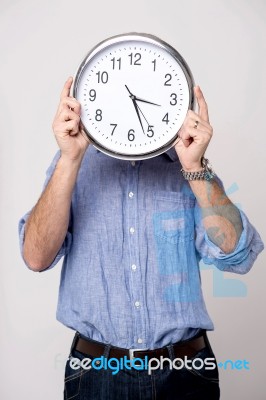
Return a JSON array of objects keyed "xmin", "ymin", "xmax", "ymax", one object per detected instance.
[{"xmin": 125, "ymin": 84, "xmax": 134, "ymax": 99}]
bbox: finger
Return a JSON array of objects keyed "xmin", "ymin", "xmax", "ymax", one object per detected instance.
[
  {"xmin": 189, "ymin": 119, "xmax": 212, "ymax": 133},
  {"xmin": 58, "ymin": 107, "xmax": 80, "ymax": 123},
  {"xmin": 185, "ymin": 110, "xmax": 208, "ymax": 127},
  {"xmin": 180, "ymin": 126, "xmax": 212, "ymax": 144},
  {"xmin": 178, "ymin": 130, "xmax": 193, "ymax": 147},
  {"xmin": 60, "ymin": 77, "xmax": 73, "ymax": 100},
  {"xmin": 59, "ymin": 98, "xmax": 81, "ymax": 115},
  {"xmin": 194, "ymin": 86, "xmax": 209, "ymax": 123},
  {"xmin": 183, "ymin": 111, "xmax": 212, "ymax": 138},
  {"xmin": 186, "ymin": 111, "xmax": 210, "ymax": 130},
  {"xmin": 181, "ymin": 137, "xmax": 192, "ymax": 147},
  {"xmin": 54, "ymin": 119, "xmax": 79, "ymax": 135},
  {"xmin": 65, "ymin": 120, "xmax": 80, "ymax": 135}
]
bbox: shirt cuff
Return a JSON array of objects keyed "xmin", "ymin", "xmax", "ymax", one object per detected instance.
[
  {"xmin": 201, "ymin": 210, "xmax": 264, "ymax": 274},
  {"xmin": 18, "ymin": 211, "xmax": 72, "ymax": 271}
]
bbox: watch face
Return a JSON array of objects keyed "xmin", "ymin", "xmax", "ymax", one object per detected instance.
[{"xmin": 73, "ymin": 33, "xmax": 194, "ymax": 160}]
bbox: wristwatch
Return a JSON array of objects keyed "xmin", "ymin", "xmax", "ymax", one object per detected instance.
[{"xmin": 181, "ymin": 157, "xmax": 216, "ymax": 181}]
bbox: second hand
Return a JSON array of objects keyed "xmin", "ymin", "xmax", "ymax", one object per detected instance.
[{"xmin": 136, "ymin": 102, "xmax": 150, "ymax": 130}]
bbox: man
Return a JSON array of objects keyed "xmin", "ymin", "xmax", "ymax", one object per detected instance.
[{"xmin": 19, "ymin": 77, "xmax": 263, "ymax": 399}]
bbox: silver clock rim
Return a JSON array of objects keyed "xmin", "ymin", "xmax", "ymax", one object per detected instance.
[{"xmin": 72, "ymin": 32, "xmax": 195, "ymax": 161}]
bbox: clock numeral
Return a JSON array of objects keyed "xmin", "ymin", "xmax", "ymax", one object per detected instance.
[
  {"xmin": 147, "ymin": 125, "xmax": 154, "ymax": 138},
  {"xmin": 164, "ymin": 74, "xmax": 172, "ymax": 86},
  {"xmin": 170, "ymin": 93, "xmax": 177, "ymax": 106},
  {"xmin": 162, "ymin": 113, "xmax": 169, "ymax": 124},
  {"xmin": 110, "ymin": 123, "xmax": 117, "ymax": 135},
  {"xmin": 89, "ymin": 89, "xmax": 96, "ymax": 101},
  {"xmin": 128, "ymin": 53, "xmax": 141, "ymax": 66},
  {"xmin": 96, "ymin": 71, "xmax": 109, "ymax": 84},
  {"xmin": 95, "ymin": 109, "xmax": 103, "ymax": 121},
  {"xmin": 152, "ymin": 59, "xmax": 156, "ymax": 72},
  {"xmin": 111, "ymin": 57, "xmax": 121, "ymax": 70},
  {"xmin": 128, "ymin": 129, "xmax": 135, "ymax": 141}
]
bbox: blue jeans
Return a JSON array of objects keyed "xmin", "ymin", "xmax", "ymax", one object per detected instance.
[{"xmin": 64, "ymin": 334, "xmax": 220, "ymax": 399}]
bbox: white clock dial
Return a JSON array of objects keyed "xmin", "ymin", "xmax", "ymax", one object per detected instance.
[{"xmin": 73, "ymin": 33, "xmax": 194, "ymax": 160}]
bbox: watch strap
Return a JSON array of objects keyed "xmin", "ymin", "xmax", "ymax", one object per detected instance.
[{"xmin": 181, "ymin": 158, "xmax": 216, "ymax": 181}]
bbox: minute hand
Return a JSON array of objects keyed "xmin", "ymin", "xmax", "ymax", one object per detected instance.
[
  {"xmin": 132, "ymin": 99, "xmax": 145, "ymax": 133},
  {"xmin": 134, "ymin": 96, "xmax": 161, "ymax": 107}
]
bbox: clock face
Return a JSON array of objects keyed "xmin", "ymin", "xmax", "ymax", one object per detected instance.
[{"xmin": 73, "ymin": 33, "xmax": 194, "ymax": 160}]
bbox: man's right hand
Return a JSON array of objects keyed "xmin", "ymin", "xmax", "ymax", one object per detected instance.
[{"xmin": 52, "ymin": 77, "xmax": 90, "ymax": 162}]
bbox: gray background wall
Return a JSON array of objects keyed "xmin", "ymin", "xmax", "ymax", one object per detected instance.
[{"xmin": 0, "ymin": 0, "xmax": 265, "ymax": 398}]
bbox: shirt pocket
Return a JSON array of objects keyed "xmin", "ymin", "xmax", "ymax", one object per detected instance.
[
  {"xmin": 153, "ymin": 191, "xmax": 195, "ymax": 244},
  {"xmin": 151, "ymin": 191, "xmax": 200, "ymax": 302}
]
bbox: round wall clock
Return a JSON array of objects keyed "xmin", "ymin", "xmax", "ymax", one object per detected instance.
[{"xmin": 73, "ymin": 33, "xmax": 195, "ymax": 160}]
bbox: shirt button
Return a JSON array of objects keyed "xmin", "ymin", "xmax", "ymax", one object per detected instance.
[
  {"xmin": 128, "ymin": 191, "xmax": 134, "ymax": 198},
  {"xmin": 131, "ymin": 161, "xmax": 136, "ymax": 167},
  {"xmin": 129, "ymin": 227, "xmax": 135, "ymax": 234},
  {"xmin": 131, "ymin": 264, "xmax": 137, "ymax": 271},
  {"xmin": 137, "ymin": 338, "xmax": 143, "ymax": 344},
  {"xmin": 134, "ymin": 301, "xmax": 140, "ymax": 308}
]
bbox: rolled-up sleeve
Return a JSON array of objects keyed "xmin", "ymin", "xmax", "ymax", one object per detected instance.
[
  {"xmin": 18, "ymin": 151, "xmax": 72, "ymax": 271},
  {"xmin": 195, "ymin": 205, "xmax": 264, "ymax": 274}
]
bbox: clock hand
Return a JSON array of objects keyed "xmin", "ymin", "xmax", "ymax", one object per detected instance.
[
  {"xmin": 125, "ymin": 85, "xmax": 156, "ymax": 134},
  {"xmin": 125, "ymin": 84, "xmax": 135, "ymax": 99},
  {"xmin": 136, "ymin": 103, "xmax": 155, "ymax": 138},
  {"xmin": 125, "ymin": 85, "xmax": 145, "ymax": 133},
  {"xmin": 133, "ymin": 99, "xmax": 145, "ymax": 133},
  {"xmin": 135, "ymin": 102, "xmax": 150, "ymax": 126},
  {"xmin": 125, "ymin": 85, "xmax": 161, "ymax": 106},
  {"xmin": 134, "ymin": 96, "xmax": 161, "ymax": 107}
]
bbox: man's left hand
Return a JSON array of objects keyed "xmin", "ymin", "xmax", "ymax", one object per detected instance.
[{"xmin": 175, "ymin": 86, "xmax": 213, "ymax": 171}]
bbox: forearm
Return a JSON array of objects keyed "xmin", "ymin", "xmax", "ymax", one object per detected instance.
[
  {"xmin": 189, "ymin": 179, "xmax": 243, "ymax": 253},
  {"xmin": 174, "ymin": 87, "xmax": 243, "ymax": 253},
  {"xmin": 23, "ymin": 155, "xmax": 82, "ymax": 271}
]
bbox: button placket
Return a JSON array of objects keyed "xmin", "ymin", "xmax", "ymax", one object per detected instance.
[{"xmin": 127, "ymin": 161, "xmax": 144, "ymax": 346}]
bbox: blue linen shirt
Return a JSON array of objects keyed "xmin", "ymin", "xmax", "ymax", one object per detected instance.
[{"xmin": 19, "ymin": 146, "xmax": 264, "ymax": 350}]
